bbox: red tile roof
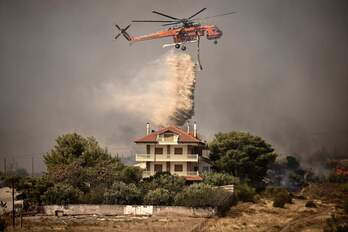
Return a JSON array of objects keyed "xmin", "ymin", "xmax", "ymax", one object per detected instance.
[
  {"xmin": 184, "ymin": 175, "xmax": 203, "ymax": 181},
  {"xmin": 135, "ymin": 126, "xmax": 205, "ymax": 144}
]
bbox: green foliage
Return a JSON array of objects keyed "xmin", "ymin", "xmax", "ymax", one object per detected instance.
[
  {"xmin": 324, "ymin": 214, "xmax": 348, "ymax": 232},
  {"xmin": 119, "ymin": 166, "xmax": 142, "ymax": 184},
  {"xmin": 273, "ymin": 196, "xmax": 286, "ymax": 208},
  {"xmin": 142, "ymin": 172, "xmax": 185, "ymax": 194},
  {"xmin": 343, "ymin": 198, "xmax": 348, "ymax": 214},
  {"xmin": 44, "ymin": 133, "xmax": 119, "ymax": 169},
  {"xmin": 44, "ymin": 183, "xmax": 82, "ymax": 204},
  {"xmin": 286, "ymin": 156, "xmax": 300, "ymax": 170},
  {"xmin": 0, "ymin": 216, "xmax": 6, "ymax": 232},
  {"xmin": 104, "ymin": 181, "xmax": 142, "ymax": 205},
  {"xmin": 265, "ymin": 186, "xmax": 293, "ymax": 208},
  {"xmin": 144, "ymin": 188, "xmax": 171, "ymax": 205},
  {"xmin": 79, "ymin": 185, "xmax": 106, "ymax": 204},
  {"xmin": 174, "ymin": 183, "xmax": 230, "ymax": 208},
  {"xmin": 271, "ymin": 187, "xmax": 293, "ymax": 208},
  {"xmin": 235, "ymin": 182, "xmax": 256, "ymax": 202},
  {"xmin": 201, "ymin": 172, "xmax": 239, "ymax": 186},
  {"xmin": 16, "ymin": 175, "xmax": 53, "ymax": 205},
  {"xmin": 209, "ymin": 131, "xmax": 277, "ymax": 185},
  {"xmin": 328, "ymin": 172, "xmax": 348, "ymax": 183}
]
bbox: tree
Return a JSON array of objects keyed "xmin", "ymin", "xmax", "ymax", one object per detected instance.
[
  {"xmin": 144, "ymin": 188, "xmax": 171, "ymax": 205},
  {"xmin": 104, "ymin": 181, "xmax": 142, "ymax": 205},
  {"xmin": 209, "ymin": 131, "xmax": 277, "ymax": 185},
  {"xmin": 201, "ymin": 172, "xmax": 239, "ymax": 186},
  {"xmin": 44, "ymin": 133, "xmax": 120, "ymax": 169},
  {"xmin": 141, "ymin": 172, "xmax": 185, "ymax": 194},
  {"xmin": 43, "ymin": 133, "xmax": 125, "ymax": 191}
]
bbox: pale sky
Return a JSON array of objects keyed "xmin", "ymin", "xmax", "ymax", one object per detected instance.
[{"xmin": 1, "ymin": 0, "xmax": 347, "ymax": 172}]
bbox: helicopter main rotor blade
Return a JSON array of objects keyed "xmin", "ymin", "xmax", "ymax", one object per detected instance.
[
  {"xmin": 188, "ymin": 8, "xmax": 207, "ymax": 19},
  {"xmin": 132, "ymin": 20, "xmax": 176, "ymax": 23},
  {"xmin": 193, "ymin": 11, "xmax": 236, "ymax": 21},
  {"xmin": 115, "ymin": 24, "xmax": 122, "ymax": 30},
  {"xmin": 152, "ymin": 10, "xmax": 179, "ymax": 20},
  {"xmin": 162, "ymin": 21, "xmax": 182, "ymax": 26}
]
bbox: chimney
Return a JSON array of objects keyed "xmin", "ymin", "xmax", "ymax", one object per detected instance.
[
  {"xmin": 193, "ymin": 121, "xmax": 197, "ymax": 138},
  {"xmin": 186, "ymin": 121, "xmax": 190, "ymax": 134},
  {"xmin": 146, "ymin": 122, "xmax": 150, "ymax": 135}
]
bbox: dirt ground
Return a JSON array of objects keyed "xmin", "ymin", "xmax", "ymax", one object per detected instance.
[
  {"xmin": 202, "ymin": 198, "xmax": 336, "ymax": 232},
  {"xmin": 4, "ymin": 215, "xmax": 205, "ymax": 232}
]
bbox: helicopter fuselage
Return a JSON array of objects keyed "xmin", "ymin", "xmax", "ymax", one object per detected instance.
[{"xmin": 129, "ymin": 24, "xmax": 223, "ymax": 45}]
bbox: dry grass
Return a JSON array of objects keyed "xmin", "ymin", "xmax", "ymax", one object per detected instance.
[{"xmin": 4, "ymin": 215, "xmax": 204, "ymax": 232}]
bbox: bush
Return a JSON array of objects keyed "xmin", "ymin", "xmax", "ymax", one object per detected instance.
[
  {"xmin": 327, "ymin": 172, "xmax": 348, "ymax": 183},
  {"xmin": 344, "ymin": 198, "xmax": 348, "ymax": 214},
  {"xmin": 79, "ymin": 186, "xmax": 106, "ymax": 204},
  {"xmin": 0, "ymin": 217, "xmax": 6, "ymax": 232},
  {"xmin": 141, "ymin": 172, "xmax": 185, "ymax": 194},
  {"xmin": 44, "ymin": 183, "xmax": 82, "ymax": 204},
  {"xmin": 272, "ymin": 191, "xmax": 292, "ymax": 208},
  {"xmin": 305, "ymin": 200, "xmax": 317, "ymax": 208},
  {"xmin": 201, "ymin": 172, "xmax": 239, "ymax": 186},
  {"xmin": 104, "ymin": 181, "xmax": 142, "ymax": 205},
  {"xmin": 324, "ymin": 214, "xmax": 348, "ymax": 232},
  {"xmin": 235, "ymin": 183, "xmax": 256, "ymax": 202},
  {"xmin": 144, "ymin": 188, "xmax": 171, "ymax": 205},
  {"xmin": 174, "ymin": 183, "xmax": 231, "ymax": 208}
]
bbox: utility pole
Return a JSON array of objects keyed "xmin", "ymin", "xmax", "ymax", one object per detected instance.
[
  {"xmin": 4, "ymin": 158, "xmax": 6, "ymax": 176},
  {"xmin": 12, "ymin": 178, "xmax": 15, "ymax": 227},
  {"xmin": 31, "ymin": 156, "xmax": 34, "ymax": 176}
]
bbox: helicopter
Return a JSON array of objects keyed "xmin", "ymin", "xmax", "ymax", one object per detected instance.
[{"xmin": 115, "ymin": 8, "xmax": 235, "ymax": 69}]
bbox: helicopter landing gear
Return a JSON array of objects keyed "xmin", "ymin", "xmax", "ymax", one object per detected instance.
[
  {"xmin": 214, "ymin": 40, "xmax": 218, "ymax": 45},
  {"xmin": 181, "ymin": 45, "xmax": 187, "ymax": 51},
  {"xmin": 175, "ymin": 44, "xmax": 180, "ymax": 49}
]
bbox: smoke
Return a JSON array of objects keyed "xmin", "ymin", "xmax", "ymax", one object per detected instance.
[{"xmin": 101, "ymin": 50, "xmax": 196, "ymax": 127}]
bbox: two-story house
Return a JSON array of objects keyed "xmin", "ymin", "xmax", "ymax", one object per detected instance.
[{"xmin": 135, "ymin": 122, "xmax": 211, "ymax": 181}]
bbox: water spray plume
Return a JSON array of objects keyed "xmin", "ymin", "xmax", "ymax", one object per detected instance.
[{"xmin": 103, "ymin": 50, "xmax": 197, "ymax": 127}]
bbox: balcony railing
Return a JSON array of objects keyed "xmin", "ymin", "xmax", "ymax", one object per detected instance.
[
  {"xmin": 136, "ymin": 154, "xmax": 198, "ymax": 162},
  {"xmin": 142, "ymin": 170, "xmax": 199, "ymax": 178}
]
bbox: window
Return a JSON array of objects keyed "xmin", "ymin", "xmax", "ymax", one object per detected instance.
[
  {"xmin": 155, "ymin": 147, "xmax": 163, "ymax": 154},
  {"xmin": 174, "ymin": 164, "xmax": 183, "ymax": 172},
  {"xmin": 167, "ymin": 145, "xmax": 170, "ymax": 154},
  {"xmin": 174, "ymin": 147, "xmax": 183, "ymax": 155},
  {"xmin": 146, "ymin": 145, "xmax": 151, "ymax": 154},
  {"xmin": 163, "ymin": 133, "xmax": 174, "ymax": 142},
  {"xmin": 154, "ymin": 164, "xmax": 163, "ymax": 173}
]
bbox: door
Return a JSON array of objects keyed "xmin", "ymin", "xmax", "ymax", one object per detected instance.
[{"xmin": 154, "ymin": 164, "xmax": 163, "ymax": 173}]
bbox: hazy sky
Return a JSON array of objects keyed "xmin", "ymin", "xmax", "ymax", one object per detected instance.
[{"xmin": 1, "ymin": 0, "xmax": 347, "ymax": 172}]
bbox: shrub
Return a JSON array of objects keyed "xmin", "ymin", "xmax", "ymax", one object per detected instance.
[
  {"xmin": 119, "ymin": 166, "xmax": 142, "ymax": 184},
  {"xmin": 339, "ymin": 183, "xmax": 348, "ymax": 193},
  {"xmin": 235, "ymin": 183, "xmax": 256, "ymax": 202},
  {"xmin": 272, "ymin": 191, "xmax": 292, "ymax": 208},
  {"xmin": 305, "ymin": 200, "xmax": 317, "ymax": 208},
  {"xmin": 201, "ymin": 172, "xmax": 239, "ymax": 186},
  {"xmin": 0, "ymin": 216, "xmax": 6, "ymax": 232},
  {"xmin": 141, "ymin": 172, "xmax": 185, "ymax": 194},
  {"xmin": 327, "ymin": 172, "xmax": 348, "ymax": 183},
  {"xmin": 174, "ymin": 183, "xmax": 232, "ymax": 208},
  {"xmin": 79, "ymin": 186, "xmax": 106, "ymax": 204},
  {"xmin": 44, "ymin": 183, "xmax": 82, "ymax": 204},
  {"xmin": 324, "ymin": 214, "xmax": 348, "ymax": 232},
  {"xmin": 144, "ymin": 188, "xmax": 171, "ymax": 205},
  {"xmin": 343, "ymin": 198, "xmax": 348, "ymax": 214},
  {"xmin": 104, "ymin": 181, "xmax": 142, "ymax": 205}
]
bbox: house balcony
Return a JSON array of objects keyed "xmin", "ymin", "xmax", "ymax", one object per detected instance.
[
  {"xmin": 136, "ymin": 154, "xmax": 199, "ymax": 162},
  {"xmin": 142, "ymin": 170, "xmax": 199, "ymax": 178}
]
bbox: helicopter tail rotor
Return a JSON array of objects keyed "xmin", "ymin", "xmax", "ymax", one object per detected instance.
[{"xmin": 115, "ymin": 24, "xmax": 132, "ymax": 41}]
